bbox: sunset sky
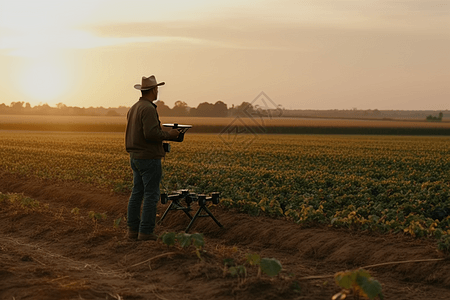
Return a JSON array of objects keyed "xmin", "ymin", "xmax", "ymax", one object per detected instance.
[{"xmin": 0, "ymin": 0, "xmax": 449, "ymax": 110}]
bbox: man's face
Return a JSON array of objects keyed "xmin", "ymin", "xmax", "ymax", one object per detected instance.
[
  {"xmin": 148, "ymin": 86, "xmax": 158, "ymax": 100},
  {"xmin": 143, "ymin": 86, "xmax": 158, "ymax": 100}
]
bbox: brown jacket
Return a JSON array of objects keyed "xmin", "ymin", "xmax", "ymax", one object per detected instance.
[{"xmin": 125, "ymin": 97, "xmax": 170, "ymax": 159}]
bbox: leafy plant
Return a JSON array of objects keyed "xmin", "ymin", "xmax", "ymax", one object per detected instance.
[
  {"xmin": 228, "ymin": 265, "xmax": 247, "ymax": 282},
  {"xmin": 113, "ymin": 217, "xmax": 122, "ymax": 228},
  {"xmin": 334, "ymin": 268, "xmax": 384, "ymax": 300},
  {"xmin": 21, "ymin": 196, "xmax": 39, "ymax": 208},
  {"xmin": 224, "ymin": 252, "xmax": 282, "ymax": 287},
  {"xmin": 3, "ymin": 192, "xmax": 41, "ymax": 210},
  {"xmin": 260, "ymin": 257, "xmax": 283, "ymax": 277},
  {"xmin": 160, "ymin": 232, "xmax": 205, "ymax": 258},
  {"xmin": 437, "ymin": 234, "xmax": 450, "ymax": 253},
  {"xmin": 246, "ymin": 253, "xmax": 261, "ymax": 266},
  {"xmin": 88, "ymin": 211, "xmax": 107, "ymax": 221},
  {"xmin": 0, "ymin": 192, "xmax": 7, "ymax": 202},
  {"xmin": 242, "ymin": 253, "xmax": 282, "ymax": 278}
]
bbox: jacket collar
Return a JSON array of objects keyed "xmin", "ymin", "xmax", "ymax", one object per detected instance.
[{"xmin": 139, "ymin": 97, "xmax": 157, "ymax": 107}]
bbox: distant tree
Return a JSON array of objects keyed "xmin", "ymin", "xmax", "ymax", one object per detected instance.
[
  {"xmin": 156, "ymin": 100, "xmax": 171, "ymax": 116},
  {"xmin": 171, "ymin": 100, "xmax": 188, "ymax": 116},
  {"xmin": 56, "ymin": 102, "xmax": 67, "ymax": 110},
  {"xmin": 189, "ymin": 101, "xmax": 227, "ymax": 117},
  {"xmin": 212, "ymin": 101, "xmax": 228, "ymax": 117},
  {"xmin": 192, "ymin": 102, "xmax": 214, "ymax": 117},
  {"xmin": 228, "ymin": 104, "xmax": 236, "ymax": 116},
  {"xmin": 0, "ymin": 103, "xmax": 7, "ymax": 113},
  {"xmin": 72, "ymin": 107, "xmax": 86, "ymax": 116},
  {"xmin": 85, "ymin": 106, "xmax": 100, "ymax": 116},
  {"xmin": 35, "ymin": 103, "xmax": 52, "ymax": 114},
  {"xmin": 189, "ymin": 107, "xmax": 198, "ymax": 116},
  {"xmin": 231, "ymin": 101, "xmax": 253, "ymax": 116},
  {"xmin": 253, "ymin": 104, "xmax": 268, "ymax": 117},
  {"xmin": 106, "ymin": 109, "xmax": 119, "ymax": 116},
  {"xmin": 10, "ymin": 101, "xmax": 25, "ymax": 111},
  {"xmin": 426, "ymin": 112, "xmax": 443, "ymax": 122},
  {"xmin": 22, "ymin": 102, "xmax": 32, "ymax": 114}
]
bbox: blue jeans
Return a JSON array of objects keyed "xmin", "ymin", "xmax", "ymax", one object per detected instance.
[{"xmin": 127, "ymin": 158, "xmax": 162, "ymax": 235}]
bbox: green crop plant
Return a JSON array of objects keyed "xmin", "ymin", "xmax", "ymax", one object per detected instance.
[
  {"xmin": 245, "ymin": 253, "xmax": 283, "ymax": 278},
  {"xmin": 1, "ymin": 192, "xmax": 42, "ymax": 211},
  {"xmin": 333, "ymin": 268, "xmax": 383, "ymax": 300},
  {"xmin": 113, "ymin": 217, "xmax": 122, "ymax": 229},
  {"xmin": 223, "ymin": 257, "xmax": 248, "ymax": 285},
  {"xmin": 160, "ymin": 232, "xmax": 205, "ymax": 259},
  {"xmin": 223, "ymin": 252, "xmax": 282, "ymax": 288},
  {"xmin": 88, "ymin": 211, "xmax": 107, "ymax": 221},
  {"xmin": 228, "ymin": 265, "xmax": 247, "ymax": 285},
  {"xmin": 437, "ymin": 234, "xmax": 450, "ymax": 253}
]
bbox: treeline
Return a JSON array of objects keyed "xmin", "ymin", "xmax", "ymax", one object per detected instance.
[
  {"xmin": 156, "ymin": 100, "xmax": 273, "ymax": 117},
  {"xmin": 0, "ymin": 100, "xmax": 269, "ymax": 117},
  {"xmin": 426, "ymin": 112, "xmax": 443, "ymax": 122},
  {"xmin": 1, "ymin": 101, "xmax": 448, "ymax": 121},
  {"xmin": 0, "ymin": 102, "xmax": 129, "ymax": 116}
]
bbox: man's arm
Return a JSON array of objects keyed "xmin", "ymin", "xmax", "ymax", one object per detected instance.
[{"xmin": 142, "ymin": 106, "xmax": 178, "ymax": 141}]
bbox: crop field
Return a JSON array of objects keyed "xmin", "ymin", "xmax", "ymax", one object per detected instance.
[
  {"xmin": 1, "ymin": 131, "xmax": 450, "ymax": 241},
  {"xmin": 1, "ymin": 129, "xmax": 450, "ymax": 299}
]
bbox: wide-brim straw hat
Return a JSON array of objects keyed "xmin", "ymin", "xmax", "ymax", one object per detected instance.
[{"xmin": 134, "ymin": 75, "xmax": 165, "ymax": 90}]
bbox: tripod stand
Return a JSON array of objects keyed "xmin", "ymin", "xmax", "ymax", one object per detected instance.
[{"xmin": 159, "ymin": 190, "xmax": 223, "ymax": 232}]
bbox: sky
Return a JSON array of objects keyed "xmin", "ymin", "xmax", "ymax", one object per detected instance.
[{"xmin": 0, "ymin": 0, "xmax": 449, "ymax": 110}]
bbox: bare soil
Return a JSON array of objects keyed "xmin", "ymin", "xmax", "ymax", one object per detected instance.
[{"xmin": 1, "ymin": 171, "xmax": 449, "ymax": 300}]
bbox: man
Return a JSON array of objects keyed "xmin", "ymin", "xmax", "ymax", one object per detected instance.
[{"xmin": 125, "ymin": 75, "xmax": 179, "ymax": 241}]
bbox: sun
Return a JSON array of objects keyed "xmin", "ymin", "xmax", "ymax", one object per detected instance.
[{"xmin": 19, "ymin": 60, "xmax": 69, "ymax": 104}]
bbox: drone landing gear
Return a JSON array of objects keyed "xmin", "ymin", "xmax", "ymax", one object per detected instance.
[{"xmin": 159, "ymin": 190, "xmax": 223, "ymax": 232}]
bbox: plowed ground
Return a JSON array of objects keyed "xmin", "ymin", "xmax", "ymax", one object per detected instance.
[{"xmin": 1, "ymin": 172, "xmax": 449, "ymax": 300}]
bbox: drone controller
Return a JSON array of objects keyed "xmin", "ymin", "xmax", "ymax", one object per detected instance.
[{"xmin": 163, "ymin": 123, "xmax": 192, "ymax": 142}]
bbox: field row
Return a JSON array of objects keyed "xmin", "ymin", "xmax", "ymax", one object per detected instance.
[
  {"xmin": 1, "ymin": 132, "xmax": 449, "ymax": 250},
  {"xmin": 1, "ymin": 115, "xmax": 450, "ymax": 135}
]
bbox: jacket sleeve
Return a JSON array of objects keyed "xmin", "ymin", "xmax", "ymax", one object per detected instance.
[{"xmin": 142, "ymin": 105, "xmax": 171, "ymax": 141}]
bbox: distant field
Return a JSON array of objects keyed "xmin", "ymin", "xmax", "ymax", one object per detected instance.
[{"xmin": 1, "ymin": 114, "xmax": 450, "ymax": 135}]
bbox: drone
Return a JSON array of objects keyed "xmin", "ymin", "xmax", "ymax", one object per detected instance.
[
  {"xmin": 159, "ymin": 189, "xmax": 223, "ymax": 232},
  {"xmin": 160, "ymin": 123, "xmax": 222, "ymax": 232}
]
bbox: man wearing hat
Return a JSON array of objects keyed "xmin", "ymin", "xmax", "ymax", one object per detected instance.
[{"xmin": 125, "ymin": 75, "xmax": 179, "ymax": 241}]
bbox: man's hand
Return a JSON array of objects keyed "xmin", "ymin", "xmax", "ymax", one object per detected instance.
[{"xmin": 168, "ymin": 129, "xmax": 179, "ymax": 139}]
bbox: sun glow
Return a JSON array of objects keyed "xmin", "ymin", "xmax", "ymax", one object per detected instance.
[
  {"xmin": 16, "ymin": 59, "xmax": 69, "ymax": 104},
  {"xmin": 0, "ymin": 0, "xmax": 108, "ymax": 105}
]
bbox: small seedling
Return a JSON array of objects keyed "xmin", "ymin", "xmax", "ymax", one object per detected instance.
[
  {"xmin": 260, "ymin": 257, "xmax": 283, "ymax": 277},
  {"xmin": 229, "ymin": 265, "xmax": 247, "ymax": 279},
  {"xmin": 160, "ymin": 232, "xmax": 205, "ymax": 259},
  {"xmin": 88, "ymin": 211, "xmax": 107, "ymax": 221},
  {"xmin": 245, "ymin": 253, "xmax": 282, "ymax": 278},
  {"xmin": 333, "ymin": 268, "xmax": 384, "ymax": 300},
  {"xmin": 438, "ymin": 234, "xmax": 450, "ymax": 253},
  {"xmin": 113, "ymin": 217, "xmax": 122, "ymax": 228}
]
